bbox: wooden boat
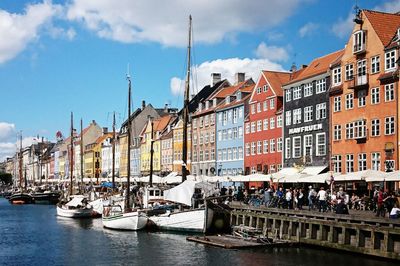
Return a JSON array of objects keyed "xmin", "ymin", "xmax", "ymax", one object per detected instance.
[
  {"xmin": 9, "ymin": 192, "xmax": 34, "ymax": 204},
  {"xmin": 56, "ymin": 195, "xmax": 97, "ymax": 218},
  {"xmin": 31, "ymin": 191, "xmax": 61, "ymax": 204},
  {"xmin": 102, "ymin": 205, "xmax": 148, "ymax": 230}
]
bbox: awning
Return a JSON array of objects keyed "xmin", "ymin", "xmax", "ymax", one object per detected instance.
[
  {"xmin": 301, "ymin": 172, "xmax": 340, "ymax": 184},
  {"xmin": 337, "ymin": 170, "xmax": 386, "ymax": 182},
  {"xmin": 301, "ymin": 166, "xmax": 328, "ymax": 176},
  {"xmin": 385, "ymin": 171, "xmax": 400, "ymax": 182}
]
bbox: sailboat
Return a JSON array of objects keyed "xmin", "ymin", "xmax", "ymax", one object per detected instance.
[
  {"xmin": 9, "ymin": 133, "xmax": 34, "ymax": 204},
  {"xmin": 102, "ymin": 69, "xmax": 148, "ymax": 231},
  {"xmin": 57, "ymin": 112, "xmax": 96, "ymax": 218},
  {"xmin": 147, "ymin": 16, "xmax": 216, "ymax": 233}
]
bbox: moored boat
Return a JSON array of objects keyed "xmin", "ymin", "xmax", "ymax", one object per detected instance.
[
  {"xmin": 32, "ymin": 191, "xmax": 61, "ymax": 205},
  {"xmin": 56, "ymin": 195, "xmax": 97, "ymax": 218},
  {"xmin": 9, "ymin": 192, "xmax": 34, "ymax": 204},
  {"xmin": 102, "ymin": 205, "xmax": 148, "ymax": 230}
]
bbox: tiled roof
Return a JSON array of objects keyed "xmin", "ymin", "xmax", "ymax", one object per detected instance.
[
  {"xmin": 284, "ymin": 49, "xmax": 344, "ymax": 86},
  {"xmin": 216, "ymin": 94, "xmax": 251, "ymax": 111},
  {"xmin": 262, "ymin": 71, "xmax": 293, "ymax": 96},
  {"xmin": 213, "ymin": 81, "xmax": 247, "ymax": 98},
  {"xmin": 95, "ymin": 134, "xmax": 112, "ymax": 144},
  {"xmin": 154, "ymin": 115, "xmax": 173, "ymax": 132},
  {"xmin": 363, "ymin": 10, "xmax": 400, "ymax": 46}
]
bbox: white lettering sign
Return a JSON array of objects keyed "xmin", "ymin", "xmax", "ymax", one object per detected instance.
[{"xmin": 288, "ymin": 123, "xmax": 323, "ymax": 135}]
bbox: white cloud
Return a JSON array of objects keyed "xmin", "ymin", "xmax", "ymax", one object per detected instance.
[
  {"xmin": 48, "ymin": 25, "xmax": 76, "ymax": 40},
  {"xmin": 299, "ymin": 22, "xmax": 318, "ymax": 37},
  {"xmin": 375, "ymin": 0, "xmax": 400, "ymax": 13},
  {"xmin": 67, "ymin": 0, "xmax": 303, "ymax": 46},
  {"xmin": 170, "ymin": 57, "xmax": 285, "ymax": 96},
  {"xmin": 0, "ymin": 1, "xmax": 61, "ymax": 64},
  {"xmin": 0, "ymin": 122, "xmax": 16, "ymax": 142},
  {"xmin": 255, "ymin": 42, "xmax": 289, "ymax": 62},
  {"xmin": 0, "ymin": 142, "xmax": 17, "ymax": 161},
  {"xmin": 332, "ymin": 12, "xmax": 353, "ymax": 39}
]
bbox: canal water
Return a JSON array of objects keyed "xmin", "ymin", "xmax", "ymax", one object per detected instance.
[{"xmin": 0, "ymin": 198, "xmax": 397, "ymax": 266}]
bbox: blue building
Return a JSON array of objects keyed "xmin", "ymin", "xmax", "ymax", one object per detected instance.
[{"xmin": 216, "ymin": 80, "xmax": 254, "ymax": 176}]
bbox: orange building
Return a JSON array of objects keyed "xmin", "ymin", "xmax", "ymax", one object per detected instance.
[{"xmin": 330, "ymin": 10, "xmax": 400, "ymax": 176}]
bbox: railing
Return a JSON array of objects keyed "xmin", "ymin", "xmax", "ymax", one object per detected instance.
[{"xmin": 348, "ymin": 72, "xmax": 368, "ymax": 89}]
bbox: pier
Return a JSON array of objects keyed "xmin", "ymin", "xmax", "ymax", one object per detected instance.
[{"xmin": 229, "ymin": 203, "xmax": 400, "ymax": 260}]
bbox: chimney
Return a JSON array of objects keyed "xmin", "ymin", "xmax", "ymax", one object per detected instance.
[
  {"xmin": 164, "ymin": 103, "xmax": 169, "ymax": 113},
  {"xmin": 235, "ymin": 72, "xmax": 245, "ymax": 84},
  {"xmin": 103, "ymin": 127, "xmax": 108, "ymax": 134},
  {"xmin": 92, "ymin": 120, "xmax": 96, "ymax": 125},
  {"xmin": 211, "ymin": 73, "xmax": 221, "ymax": 86},
  {"xmin": 142, "ymin": 100, "xmax": 146, "ymax": 110},
  {"xmin": 290, "ymin": 63, "xmax": 297, "ymax": 73},
  {"xmin": 301, "ymin": 64, "xmax": 308, "ymax": 69}
]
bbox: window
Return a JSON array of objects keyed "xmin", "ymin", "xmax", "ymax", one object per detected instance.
[
  {"xmin": 193, "ymin": 119, "xmax": 197, "ymax": 128},
  {"xmin": 346, "ymin": 123, "xmax": 354, "ymax": 139},
  {"xmin": 385, "ymin": 49, "xmax": 396, "ymax": 71},
  {"xmin": 345, "ymin": 93, "xmax": 353, "ymax": 110},
  {"xmin": 210, "ymin": 114, "xmax": 215, "ymax": 125},
  {"xmin": 385, "ymin": 117, "xmax": 395, "ymax": 135},
  {"xmin": 199, "ymin": 151, "xmax": 204, "ymax": 161},
  {"xmin": 232, "ymin": 127, "xmax": 238, "ymax": 139},
  {"xmin": 251, "ymin": 104, "xmax": 255, "ymax": 114},
  {"xmin": 204, "ymin": 132, "xmax": 209, "ymax": 143},
  {"xmin": 263, "ymin": 119, "xmax": 268, "ymax": 130},
  {"xmin": 371, "ymin": 152, "xmax": 381, "ymax": 171},
  {"xmin": 316, "ymin": 133, "xmax": 326, "ymax": 156},
  {"xmin": 210, "ymin": 131, "xmax": 215, "ymax": 143},
  {"xmin": 357, "ymin": 59, "xmax": 367, "ymax": 82},
  {"xmin": 245, "ymin": 123, "xmax": 250, "ymax": 134},
  {"xmin": 293, "ymin": 137, "xmax": 301, "ymax": 158},
  {"xmin": 256, "ymin": 87, "xmax": 262, "ymax": 94},
  {"xmin": 257, "ymin": 120, "xmax": 262, "ymax": 132},
  {"xmin": 277, "ymin": 138, "xmax": 282, "ymax": 152},
  {"xmin": 345, "ymin": 64, "xmax": 354, "ymax": 80},
  {"xmin": 222, "ymin": 112, "xmax": 227, "ymax": 125},
  {"xmin": 353, "ymin": 30, "xmax": 365, "ymax": 53},
  {"xmin": 238, "ymin": 147, "xmax": 243, "ymax": 159},
  {"xmin": 194, "ymin": 134, "xmax": 199, "ymax": 144},
  {"xmin": 346, "ymin": 154, "xmax": 354, "ymax": 173},
  {"xmin": 270, "ymin": 117, "xmax": 275, "ymax": 129},
  {"xmin": 316, "ymin": 103, "xmax": 326, "ymax": 120},
  {"xmin": 304, "ymin": 135, "xmax": 312, "ymax": 158},
  {"xmin": 233, "ymin": 108, "xmax": 238, "ymax": 123},
  {"xmin": 371, "ymin": 119, "xmax": 380, "ymax": 137},
  {"xmin": 285, "ymin": 138, "xmax": 291, "ymax": 159},
  {"xmin": 285, "ymin": 111, "xmax": 291, "ymax": 126},
  {"xmin": 332, "ymin": 67, "xmax": 342, "ymax": 86},
  {"xmin": 333, "ymin": 96, "xmax": 341, "ymax": 112},
  {"xmin": 227, "ymin": 149, "xmax": 232, "ymax": 160},
  {"xmin": 270, "ymin": 98, "xmax": 275, "ymax": 109},
  {"xmin": 257, "ymin": 141, "xmax": 262, "ymax": 154},
  {"xmin": 270, "ymin": 139, "xmax": 276, "ymax": 153},
  {"xmin": 250, "ymin": 122, "xmax": 255, "ymax": 133},
  {"xmin": 204, "ymin": 115, "xmax": 209, "ymax": 126},
  {"xmin": 232, "ymin": 148, "xmax": 237, "ymax": 160},
  {"xmin": 316, "ymin": 79, "xmax": 326, "ymax": 93},
  {"xmin": 277, "ymin": 115, "xmax": 282, "ymax": 128},
  {"xmin": 238, "ymin": 126, "xmax": 243, "ymax": 138},
  {"xmin": 238, "ymin": 108, "xmax": 243, "ymax": 118},
  {"xmin": 270, "ymin": 165, "xmax": 276, "ymax": 174},
  {"xmin": 263, "ymin": 140, "xmax": 269, "ymax": 154},
  {"xmin": 304, "ymin": 106, "xmax": 313, "ymax": 122},
  {"xmin": 293, "ymin": 108, "xmax": 302, "ymax": 124},
  {"xmin": 371, "ymin": 56, "xmax": 380, "ymax": 74},
  {"xmin": 228, "ymin": 129, "xmax": 232, "ymax": 140},
  {"xmin": 358, "ymin": 90, "xmax": 366, "ymax": 107},
  {"xmin": 333, "ymin": 155, "xmax": 342, "ymax": 173},
  {"xmin": 222, "ymin": 149, "xmax": 226, "ymax": 161},
  {"xmin": 263, "ymin": 85, "xmax": 268, "ymax": 92},
  {"xmin": 285, "ymin": 89, "xmax": 292, "ymax": 102},
  {"xmin": 358, "ymin": 153, "xmax": 367, "ymax": 171},
  {"xmin": 257, "ymin": 102, "xmax": 261, "ymax": 113},
  {"xmin": 245, "ymin": 143, "xmax": 250, "ymax": 156},
  {"xmin": 354, "ymin": 120, "xmax": 366, "ymax": 139},
  {"xmin": 371, "ymin": 87, "xmax": 379, "ymax": 104},
  {"xmin": 193, "ymin": 151, "xmax": 197, "ymax": 162},
  {"xmin": 263, "ymin": 101, "xmax": 268, "ymax": 111},
  {"xmin": 251, "ymin": 142, "xmax": 256, "ymax": 155},
  {"xmin": 293, "ymin": 86, "xmax": 301, "ymax": 99},
  {"xmin": 218, "ymin": 113, "xmax": 222, "ymax": 124},
  {"xmin": 211, "ymin": 149, "xmax": 215, "ymax": 160},
  {"xmin": 385, "ymin": 83, "xmax": 395, "ymax": 102},
  {"xmin": 304, "ymin": 83, "xmax": 313, "ymax": 97},
  {"xmin": 199, "ymin": 117, "xmax": 204, "ymax": 127},
  {"xmin": 334, "ymin": 125, "xmax": 342, "ymax": 140}
]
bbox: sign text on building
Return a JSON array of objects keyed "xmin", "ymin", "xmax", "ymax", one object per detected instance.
[{"xmin": 288, "ymin": 123, "xmax": 323, "ymax": 135}]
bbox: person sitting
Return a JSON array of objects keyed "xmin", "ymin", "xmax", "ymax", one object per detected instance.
[{"xmin": 389, "ymin": 207, "xmax": 400, "ymax": 219}]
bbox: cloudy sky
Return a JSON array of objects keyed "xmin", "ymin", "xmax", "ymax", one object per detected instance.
[{"xmin": 0, "ymin": 0, "xmax": 399, "ymax": 160}]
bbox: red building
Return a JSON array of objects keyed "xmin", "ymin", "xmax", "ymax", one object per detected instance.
[{"xmin": 244, "ymin": 71, "xmax": 296, "ymax": 178}]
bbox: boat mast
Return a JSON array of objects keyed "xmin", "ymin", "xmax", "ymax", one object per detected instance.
[
  {"xmin": 80, "ymin": 118, "xmax": 84, "ymax": 191},
  {"xmin": 182, "ymin": 15, "xmax": 192, "ymax": 182},
  {"xmin": 126, "ymin": 70, "xmax": 132, "ymax": 211},
  {"xmin": 70, "ymin": 112, "xmax": 74, "ymax": 195},
  {"xmin": 19, "ymin": 132, "xmax": 23, "ymax": 191},
  {"xmin": 112, "ymin": 111, "xmax": 116, "ymax": 189}
]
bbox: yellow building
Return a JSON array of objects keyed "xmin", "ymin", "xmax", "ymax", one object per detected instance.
[
  {"xmin": 84, "ymin": 134, "xmax": 112, "ymax": 182},
  {"xmin": 172, "ymin": 118, "xmax": 191, "ymax": 175},
  {"xmin": 141, "ymin": 115, "xmax": 174, "ymax": 175},
  {"xmin": 119, "ymin": 134, "xmax": 128, "ymax": 178}
]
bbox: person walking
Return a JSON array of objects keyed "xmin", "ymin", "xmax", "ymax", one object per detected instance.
[
  {"xmin": 308, "ymin": 186, "xmax": 316, "ymax": 211},
  {"xmin": 376, "ymin": 189, "xmax": 386, "ymax": 217},
  {"xmin": 317, "ymin": 187, "xmax": 327, "ymax": 212}
]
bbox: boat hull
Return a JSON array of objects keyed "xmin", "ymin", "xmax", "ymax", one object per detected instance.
[
  {"xmin": 32, "ymin": 192, "xmax": 61, "ymax": 205},
  {"xmin": 9, "ymin": 193, "xmax": 34, "ymax": 204},
  {"xmin": 149, "ymin": 209, "xmax": 211, "ymax": 233},
  {"xmin": 102, "ymin": 211, "xmax": 148, "ymax": 231},
  {"xmin": 56, "ymin": 205, "xmax": 95, "ymax": 218}
]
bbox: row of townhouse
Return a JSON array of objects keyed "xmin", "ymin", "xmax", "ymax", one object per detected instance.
[
  {"xmin": 4, "ymin": 9, "xmax": 400, "ymax": 186},
  {"xmin": 190, "ymin": 9, "xmax": 400, "ymax": 182}
]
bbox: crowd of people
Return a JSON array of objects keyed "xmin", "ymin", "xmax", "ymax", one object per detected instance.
[{"xmin": 222, "ymin": 185, "xmax": 400, "ymax": 219}]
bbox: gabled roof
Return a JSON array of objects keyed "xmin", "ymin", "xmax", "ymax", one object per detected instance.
[
  {"xmin": 95, "ymin": 133, "xmax": 113, "ymax": 145},
  {"xmin": 212, "ymin": 80, "xmax": 250, "ymax": 99},
  {"xmin": 363, "ymin": 9, "xmax": 400, "ymax": 46},
  {"xmin": 284, "ymin": 49, "xmax": 344, "ymax": 86},
  {"xmin": 216, "ymin": 94, "xmax": 251, "ymax": 111},
  {"xmin": 262, "ymin": 71, "xmax": 293, "ymax": 96},
  {"xmin": 154, "ymin": 115, "xmax": 173, "ymax": 132}
]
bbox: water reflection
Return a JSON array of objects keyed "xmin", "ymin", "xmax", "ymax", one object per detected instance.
[{"xmin": 56, "ymin": 216, "xmax": 95, "ymax": 230}]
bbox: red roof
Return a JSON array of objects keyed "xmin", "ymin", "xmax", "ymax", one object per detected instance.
[
  {"xmin": 262, "ymin": 71, "xmax": 293, "ymax": 96},
  {"xmin": 363, "ymin": 10, "xmax": 400, "ymax": 46},
  {"xmin": 284, "ymin": 49, "xmax": 344, "ymax": 85}
]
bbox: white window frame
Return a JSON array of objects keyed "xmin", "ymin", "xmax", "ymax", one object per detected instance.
[
  {"xmin": 293, "ymin": 86, "xmax": 301, "ymax": 100},
  {"xmin": 385, "ymin": 49, "xmax": 396, "ymax": 71},
  {"xmin": 371, "ymin": 87, "xmax": 380, "ymax": 105},
  {"xmin": 332, "ymin": 67, "xmax": 342, "ymax": 86},
  {"xmin": 304, "ymin": 106, "xmax": 313, "ymax": 122},
  {"xmin": 304, "ymin": 83, "xmax": 313, "ymax": 97},
  {"xmin": 316, "ymin": 103, "xmax": 326, "ymax": 120},
  {"xmin": 334, "ymin": 125, "xmax": 341, "ymax": 141},
  {"xmin": 293, "ymin": 108, "xmax": 302, "ymax": 124},
  {"xmin": 385, "ymin": 116, "xmax": 395, "ymax": 135},
  {"xmin": 385, "ymin": 83, "xmax": 395, "ymax": 102},
  {"xmin": 371, "ymin": 119, "xmax": 380, "ymax": 137},
  {"xmin": 358, "ymin": 153, "xmax": 367, "ymax": 171},
  {"xmin": 286, "ymin": 89, "xmax": 292, "ymax": 102},
  {"xmin": 371, "ymin": 56, "xmax": 380, "ymax": 74},
  {"xmin": 292, "ymin": 136, "xmax": 301, "ymax": 158},
  {"xmin": 334, "ymin": 96, "xmax": 341, "ymax": 112},
  {"xmin": 316, "ymin": 79, "xmax": 326, "ymax": 94},
  {"xmin": 345, "ymin": 93, "xmax": 353, "ymax": 110},
  {"xmin": 285, "ymin": 111, "xmax": 291, "ymax": 126},
  {"xmin": 316, "ymin": 133, "xmax": 326, "ymax": 156},
  {"xmin": 285, "ymin": 138, "xmax": 291, "ymax": 159}
]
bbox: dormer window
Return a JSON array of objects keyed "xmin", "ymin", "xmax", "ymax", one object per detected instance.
[
  {"xmin": 213, "ymin": 98, "xmax": 217, "ymax": 107},
  {"xmin": 236, "ymin": 91, "xmax": 241, "ymax": 101},
  {"xmin": 353, "ymin": 30, "xmax": 366, "ymax": 54},
  {"xmin": 256, "ymin": 87, "xmax": 262, "ymax": 94},
  {"xmin": 225, "ymin": 96, "xmax": 230, "ymax": 104}
]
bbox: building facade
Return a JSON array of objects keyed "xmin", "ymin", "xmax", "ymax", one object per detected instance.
[{"xmin": 172, "ymin": 118, "xmax": 191, "ymax": 175}]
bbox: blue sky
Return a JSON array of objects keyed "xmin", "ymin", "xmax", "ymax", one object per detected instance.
[{"xmin": 0, "ymin": 0, "xmax": 398, "ymax": 160}]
